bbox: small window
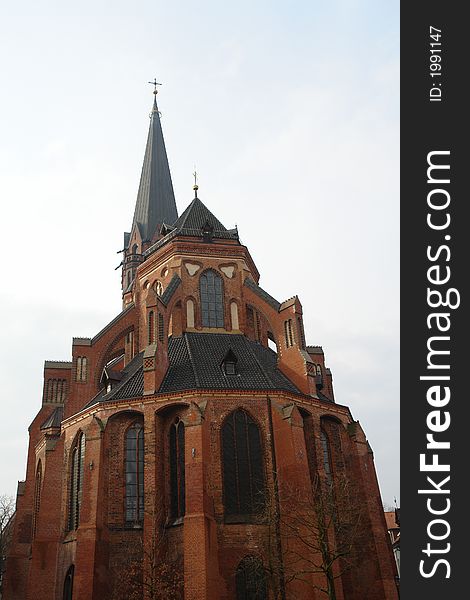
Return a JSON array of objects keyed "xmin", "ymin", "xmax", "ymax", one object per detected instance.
[
  {"xmin": 76, "ymin": 357, "xmax": 88, "ymax": 382},
  {"xmin": 222, "ymin": 349, "xmax": 238, "ymax": 376},
  {"xmin": 224, "ymin": 362, "xmax": 236, "ymax": 375},
  {"xmin": 154, "ymin": 280, "xmax": 163, "ymax": 296},
  {"xmin": 158, "ymin": 313, "xmax": 164, "ymax": 342},
  {"xmin": 148, "ymin": 311, "xmax": 155, "ymax": 344},
  {"xmin": 284, "ymin": 319, "xmax": 294, "ymax": 347}
]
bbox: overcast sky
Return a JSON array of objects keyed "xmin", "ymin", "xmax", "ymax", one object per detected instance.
[{"xmin": 0, "ymin": 1, "xmax": 399, "ymax": 506}]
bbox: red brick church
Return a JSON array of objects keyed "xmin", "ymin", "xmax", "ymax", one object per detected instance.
[{"xmin": 3, "ymin": 91, "xmax": 398, "ymax": 600}]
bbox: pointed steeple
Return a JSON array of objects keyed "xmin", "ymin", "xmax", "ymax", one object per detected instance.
[{"xmin": 131, "ymin": 94, "xmax": 178, "ymax": 243}]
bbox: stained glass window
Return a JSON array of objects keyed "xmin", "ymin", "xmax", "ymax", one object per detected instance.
[
  {"xmin": 200, "ymin": 270, "xmax": 224, "ymax": 328},
  {"xmin": 170, "ymin": 419, "xmax": 185, "ymax": 519},
  {"xmin": 222, "ymin": 410, "xmax": 265, "ymax": 516},
  {"xmin": 125, "ymin": 423, "xmax": 144, "ymax": 522},
  {"xmin": 69, "ymin": 433, "xmax": 85, "ymax": 530}
]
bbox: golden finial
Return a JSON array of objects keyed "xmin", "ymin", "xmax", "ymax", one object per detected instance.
[{"xmin": 193, "ymin": 168, "xmax": 199, "ymax": 197}]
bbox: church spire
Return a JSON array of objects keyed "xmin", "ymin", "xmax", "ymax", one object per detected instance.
[{"xmin": 131, "ymin": 84, "xmax": 178, "ymax": 243}]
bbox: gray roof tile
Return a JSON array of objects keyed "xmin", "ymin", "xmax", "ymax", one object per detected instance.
[
  {"xmin": 160, "ymin": 274, "xmax": 181, "ymax": 306},
  {"xmin": 40, "ymin": 406, "xmax": 63, "ymax": 430},
  {"xmin": 244, "ymin": 277, "xmax": 281, "ymax": 311},
  {"xmin": 131, "ymin": 99, "xmax": 178, "ymax": 242}
]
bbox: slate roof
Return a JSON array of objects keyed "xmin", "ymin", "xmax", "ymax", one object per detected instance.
[
  {"xmin": 40, "ymin": 406, "xmax": 63, "ymax": 430},
  {"xmin": 163, "ymin": 333, "xmax": 300, "ymax": 393},
  {"xmin": 144, "ymin": 197, "xmax": 239, "ymax": 258},
  {"xmin": 168, "ymin": 197, "xmax": 238, "ymax": 240},
  {"xmin": 244, "ymin": 277, "xmax": 281, "ymax": 311},
  {"xmin": 160, "ymin": 274, "xmax": 181, "ymax": 306},
  {"xmin": 130, "ymin": 98, "xmax": 178, "ymax": 243},
  {"xmin": 93, "ymin": 333, "xmax": 301, "ymax": 404}
]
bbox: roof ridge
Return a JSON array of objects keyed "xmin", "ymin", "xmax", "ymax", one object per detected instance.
[
  {"xmin": 246, "ymin": 340, "xmax": 278, "ymax": 388},
  {"xmin": 185, "ymin": 333, "xmax": 200, "ymax": 387},
  {"xmin": 176, "ymin": 197, "xmax": 198, "ymax": 230}
]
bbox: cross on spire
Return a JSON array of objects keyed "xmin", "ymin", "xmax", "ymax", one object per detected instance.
[
  {"xmin": 148, "ymin": 78, "xmax": 162, "ymax": 95},
  {"xmin": 193, "ymin": 168, "xmax": 199, "ymax": 197}
]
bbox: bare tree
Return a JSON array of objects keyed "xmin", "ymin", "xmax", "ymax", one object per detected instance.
[
  {"xmin": 111, "ymin": 502, "xmax": 183, "ymax": 600},
  {"xmin": 263, "ymin": 474, "xmax": 367, "ymax": 600},
  {"xmin": 0, "ymin": 495, "xmax": 15, "ymax": 597}
]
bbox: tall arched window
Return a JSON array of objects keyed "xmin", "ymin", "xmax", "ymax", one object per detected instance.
[
  {"xmin": 69, "ymin": 433, "xmax": 85, "ymax": 530},
  {"xmin": 63, "ymin": 565, "xmax": 74, "ymax": 600},
  {"xmin": 148, "ymin": 311, "xmax": 155, "ymax": 344},
  {"xmin": 200, "ymin": 270, "xmax": 224, "ymax": 328},
  {"xmin": 235, "ymin": 556, "xmax": 267, "ymax": 600},
  {"xmin": 76, "ymin": 357, "xmax": 88, "ymax": 382},
  {"xmin": 320, "ymin": 429, "xmax": 332, "ymax": 485},
  {"xmin": 297, "ymin": 316, "xmax": 306, "ymax": 349},
  {"xmin": 222, "ymin": 409, "xmax": 265, "ymax": 516},
  {"xmin": 126, "ymin": 422, "xmax": 144, "ymax": 522},
  {"xmin": 284, "ymin": 319, "xmax": 294, "ymax": 347},
  {"xmin": 32, "ymin": 461, "xmax": 42, "ymax": 538},
  {"xmin": 170, "ymin": 419, "xmax": 185, "ymax": 519}
]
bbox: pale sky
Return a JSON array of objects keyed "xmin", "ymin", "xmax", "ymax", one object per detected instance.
[{"xmin": 0, "ymin": 1, "xmax": 399, "ymax": 505}]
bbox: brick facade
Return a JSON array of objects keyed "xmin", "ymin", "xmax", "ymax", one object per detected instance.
[{"xmin": 3, "ymin": 99, "xmax": 398, "ymax": 600}]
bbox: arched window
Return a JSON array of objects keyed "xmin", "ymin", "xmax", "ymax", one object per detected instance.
[
  {"xmin": 284, "ymin": 319, "xmax": 294, "ymax": 347},
  {"xmin": 32, "ymin": 461, "xmax": 42, "ymax": 538},
  {"xmin": 63, "ymin": 565, "xmax": 74, "ymax": 600},
  {"xmin": 297, "ymin": 316, "xmax": 306, "ymax": 349},
  {"xmin": 158, "ymin": 313, "xmax": 164, "ymax": 342},
  {"xmin": 170, "ymin": 419, "xmax": 185, "ymax": 519},
  {"xmin": 320, "ymin": 429, "xmax": 332, "ymax": 485},
  {"xmin": 76, "ymin": 357, "xmax": 88, "ymax": 382},
  {"xmin": 148, "ymin": 311, "xmax": 155, "ymax": 344},
  {"xmin": 154, "ymin": 280, "xmax": 163, "ymax": 296},
  {"xmin": 222, "ymin": 410, "xmax": 265, "ymax": 516},
  {"xmin": 126, "ymin": 422, "xmax": 144, "ymax": 522},
  {"xmin": 200, "ymin": 270, "xmax": 224, "ymax": 328},
  {"xmin": 69, "ymin": 433, "xmax": 85, "ymax": 530},
  {"xmin": 235, "ymin": 556, "xmax": 267, "ymax": 600},
  {"xmin": 46, "ymin": 379, "xmax": 67, "ymax": 403},
  {"xmin": 132, "ymin": 243, "xmax": 138, "ymax": 255}
]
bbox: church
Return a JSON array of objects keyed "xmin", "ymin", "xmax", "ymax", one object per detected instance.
[{"xmin": 3, "ymin": 89, "xmax": 398, "ymax": 600}]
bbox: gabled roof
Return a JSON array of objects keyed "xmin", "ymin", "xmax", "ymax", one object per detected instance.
[{"xmin": 131, "ymin": 98, "xmax": 178, "ymax": 242}]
